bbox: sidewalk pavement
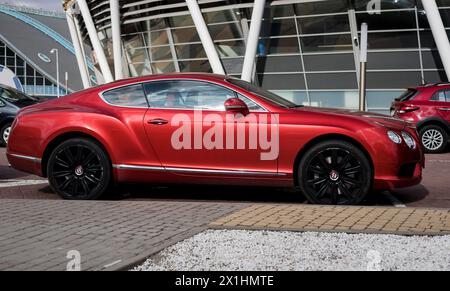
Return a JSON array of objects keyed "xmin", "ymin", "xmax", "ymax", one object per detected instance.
[
  {"xmin": 0, "ymin": 199, "xmax": 245, "ymax": 271},
  {"xmin": 210, "ymin": 204, "xmax": 450, "ymax": 236}
]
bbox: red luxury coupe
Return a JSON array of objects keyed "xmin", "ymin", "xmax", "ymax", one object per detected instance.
[{"xmin": 7, "ymin": 74, "xmax": 424, "ymax": 205}]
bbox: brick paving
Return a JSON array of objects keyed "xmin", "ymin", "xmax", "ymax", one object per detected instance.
[
  {"xmin": 0, "ymin": 199, "xmax": 246, "ymax": 271},
  {"xmin": 210, "ymin": 204, "xmax": 450, "ymax": 236}
]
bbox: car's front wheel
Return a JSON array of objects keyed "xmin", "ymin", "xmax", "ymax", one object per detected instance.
[
  {"xmin": 47, "ymin": 138, "xmax": 112, "ymax": 200},
  {"xmin": 0, "ymin": 123, "xmax": 12, "ymax": 146},
  {"xmin": 419, "ymin": 125, "xmax": 448, "ymax": 154},
  {"xmin": 298, "ymin": 140, "xmax": 373, "ymax": 205}
]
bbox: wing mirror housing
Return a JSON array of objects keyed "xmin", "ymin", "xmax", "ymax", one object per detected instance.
[{"xmin": 224, "ymin": 98, "xmax": 249, "ymax": 116}]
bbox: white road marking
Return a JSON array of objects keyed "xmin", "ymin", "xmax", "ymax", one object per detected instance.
[
  {"xmin": 0, "ymin": 179, "xmax": 48, "ymax": 188},
  {"xmin": 103, "ymin": 260, "xmax": 122, "ymax": 269},
  {"xmin": 382, "ymin": 191, "xmax": 407, "ymax": 208},
  {"xmin": 427, "ymin": 160, "xmax": 450, "ymax": 163}
]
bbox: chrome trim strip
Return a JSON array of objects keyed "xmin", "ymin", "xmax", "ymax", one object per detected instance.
[
  {"xmin": 10, "ymin": 154, "xmax": 42, "ymax": 162},
  {"xmin": 166, "ymin": 167, "xmax": 287, "ymax": 176},
  {"xmin": 112, "ymin": 164, "xmax": 287, "ymax": 176},
  {"xmin": 112, "ymin": 164, "xmax": 164, "ymax": 171}
]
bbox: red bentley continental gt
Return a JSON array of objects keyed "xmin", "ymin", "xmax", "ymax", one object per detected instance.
[{"xmin": 7, "ymin": 74, "xmax": 424, "ymax": 205}]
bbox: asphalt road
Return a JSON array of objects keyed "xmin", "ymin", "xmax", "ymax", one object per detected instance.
[{"xmin": 0, "ymin": 147, "xmax": 449, "ymax": 208}]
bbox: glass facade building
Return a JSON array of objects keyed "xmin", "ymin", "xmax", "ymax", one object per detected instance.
[
  {"xmin": 67, "ymin": 0, "xmax": 450, "ymax": 114},
  {"xmin": 0, "ymin": 39, "xmax": 67, "ymax": 97}
]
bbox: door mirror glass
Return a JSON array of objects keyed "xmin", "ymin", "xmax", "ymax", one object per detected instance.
[{"xmin": 224, "ymin": 98, "xmax": 249, "ymax": 115}]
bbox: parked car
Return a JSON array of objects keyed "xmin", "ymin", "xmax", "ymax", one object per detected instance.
[
  {"xmin": 0, "ymin": 85, "xmax": 39, "ymax": 146},
  {"xmin": 7, "ymin": 74, "xmax": 424, "ymax": 205},
  {"xmin": 391, "ymin": 83, "xmax": 450, "ymax": 153}
]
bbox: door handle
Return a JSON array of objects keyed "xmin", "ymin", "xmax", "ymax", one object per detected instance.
[
  {"xmin": 438, "ymin": 108, "xmax": 450, "ymax": 111},
  {"xmin": 148, "ymin": 118, "xmax": 169, "ymax": 125}
]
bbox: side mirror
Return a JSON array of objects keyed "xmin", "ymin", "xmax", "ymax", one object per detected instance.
[
  {"xmin": 0, "ymin": 99, "xmax": 5, "ymax": 107},
  {"xmin": 224, "ymin": 98, "xmax": 249, "ymax": 116}
]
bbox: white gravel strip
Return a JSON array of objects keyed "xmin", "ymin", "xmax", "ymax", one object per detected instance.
[{"xmin": 134, "ymin": 230, "xmax": 450, "ymax": 271}]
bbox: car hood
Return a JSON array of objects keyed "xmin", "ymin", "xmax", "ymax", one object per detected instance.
[{"xmin": 292, "ymin": 106, "xmax": 407, "ymax": 131}]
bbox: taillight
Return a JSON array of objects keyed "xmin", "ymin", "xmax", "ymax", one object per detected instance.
[{"xmin": 398, "ymin": 105, "xmax": 420, "ymax": 114}]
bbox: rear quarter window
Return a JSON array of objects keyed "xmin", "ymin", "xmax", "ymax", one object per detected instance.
[
  {"xmin": 102, "ymin": 84, "xmax": 148, "ymax": 107},
  {"xmin": 395, "ymin": 89, "xmax": 418, "ymax": 102}
]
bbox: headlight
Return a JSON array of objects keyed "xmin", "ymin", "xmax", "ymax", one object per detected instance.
[
  {"xmin": 387, "ymin": 131, "xmax": 402, "ymax": 144},
  {"xmin": 402, "ymin": 131, "xmax": 416, "ymax": 149}
]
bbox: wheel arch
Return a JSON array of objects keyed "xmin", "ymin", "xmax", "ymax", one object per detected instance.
[
  {"xmin": 292, "ymin": 133, "xmax": 374, "ymax": 186},
  {"xmin": 41, "ymin": 131, "xmax": 113, "ymax": 178},
  {"xmin": 416, "ymin": 117, "xmax": 450, "ymax": 136}
]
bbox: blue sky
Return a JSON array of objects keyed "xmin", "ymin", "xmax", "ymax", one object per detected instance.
[{"xmin": 2, "ymin": 0, "xmax": 63, "ymax": 12}]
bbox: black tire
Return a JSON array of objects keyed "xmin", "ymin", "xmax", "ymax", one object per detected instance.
[
  {"xmin": 298, "ymin": 140, "xmax": 373, "ymax": 205},
  {"xmin": 419, "ymin": 125, "xmax": 448, "ymax": 154},
  {"xmin": 0, "ymin": 122, "xmax": 12, "ymax": 147},
  {"xmin": 47, "ymin": 138, "xmax": 112, "ymax": 200}
]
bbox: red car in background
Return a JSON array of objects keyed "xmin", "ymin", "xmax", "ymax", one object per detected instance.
[
  {"xmin": 7, "ymin": 74, "xmax": 423, "ymax": 205},
  {"xmin": 391, "ymin": 83, "xmax": 450, "ymax": 153}
]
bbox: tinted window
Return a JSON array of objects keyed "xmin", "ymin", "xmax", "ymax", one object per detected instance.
[
  {"xmin": 144, "ymin": 80, "xmax": 236, "ymax": 111},
  {"xmin": 0, "ymin": 88, "xmax": 36, "ymax": 103},
  {"xmin": 395, "ymin": 89, "xmax": 418, "ymax": 102},
  {"xmin": 431, "ymin": 90, "xmax": 450, "ymax": 102},
  {"xmin": 102, "ymin": 84, "xmax": 148, "ymax": 107},
  {"xmin": 237, "ymin": 94, "xmax": 265, "ymax": 111},
  {"xmin": 227, "ymin": 78, "xmax": 297, "ymax": 108}
]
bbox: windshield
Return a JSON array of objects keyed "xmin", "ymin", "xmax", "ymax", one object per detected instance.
[
  {"xmin": 0, "ymin": 88, "xmax": 37, "ymax": 103},
  {"xmin": 395, "ymin": 89, "xmax": 418, "ymax": 102},
  {"xmin": 227, "ymin": 78, "xmax": 298, "ymax": 108}
]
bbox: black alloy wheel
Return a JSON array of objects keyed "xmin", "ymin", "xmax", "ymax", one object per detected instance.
[
  {"xmin": 47, "ymin": 138, "xmax": 111, "ymax": 200},
  {"xmin": 298, "ymin": 140, "xmax": 372, "ymax": 205}
]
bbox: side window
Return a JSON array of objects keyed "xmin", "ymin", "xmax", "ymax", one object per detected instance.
[
  {"xmin": 431, "ymin": 90, "xmax": 449, "ymax": 102},
  {"xmin": 1, "ymin": 89, "xmax": 14, "ymax": 101},
  {"xmin": 102, "ymin": 84, "xmax": 148, "ymax": 107},
  {"xmin": 238, "ymin": 94, "xmax": 265, "ymax": 111},
  {"xmin": 446, "ymin": 90, "xmax": 450, "ymax": 102},
  {"xmin": 144, "ymin": 80, "xmax": 236, "ymax": 111}
]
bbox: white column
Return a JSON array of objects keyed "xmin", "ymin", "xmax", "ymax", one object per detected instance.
[
  {"xmin": 185, "ymin": 0, "xmax": 225, "ymax": 75},
  {"xmin": 77, "ymin": 0, "xmax": 114, "ymax": 83},
  {"xmin": 423, "ymin": 0, "xmax": 450, "ymax": 81},
  {"xmin": 66, "ymin": 9, "xmax": 90, "ymax": 89},
  {"xmin": 241, "ymin": 0, "xmax": 266, "ymax": 82},
  {"xmin": 110, "ymin": 0, "xmax": 124, "ymax": 80}
]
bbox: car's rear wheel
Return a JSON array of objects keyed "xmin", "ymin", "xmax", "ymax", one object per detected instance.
[
  {"xmin": 0, "ymin": 123, "xmax": 12, "ymax": 146},
  {"xmin": 47, "ymin": 138, "xmax": 111, "ymax": 200},
  {"xmin": 298, "ymin": 140, "xmax": 372, "ymax": 205},
  {"xmin": 419, "ymin": 125, "xmax": 448, "ymax": 154}
]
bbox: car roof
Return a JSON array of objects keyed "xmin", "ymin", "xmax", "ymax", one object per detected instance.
[
  {"xmin": 93, "ymin": 73, "xmax": 231, "ymax": 92},
  {"xmin": 417, "ymin": 82, "xmax": 450, "ymax": 89}
]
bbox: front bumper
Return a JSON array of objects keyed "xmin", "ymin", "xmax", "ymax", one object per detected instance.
[
  {"xmin": 374, "ymin": 162, "xmax": 422, "ymax": 190},
  {"xmin": 372, "ymin": 127, "xmax": 424, "ymax": 191}
]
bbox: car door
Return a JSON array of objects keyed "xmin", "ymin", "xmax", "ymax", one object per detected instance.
[
  {"xmin": 142, "ymin": 79, "xmax": 278, "ymax": 175},
  {"xmin": 431, "ymin": 89, "xmax": 450, "ymax": 123}
]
